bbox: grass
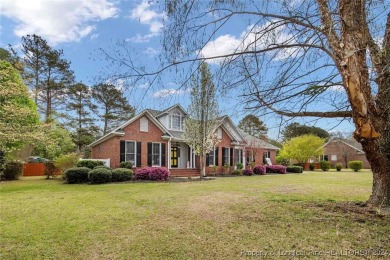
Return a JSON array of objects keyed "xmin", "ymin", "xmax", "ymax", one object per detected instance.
[{"xmin": 1, "ymin": 171, "xmax": 389, "ymax": 259}]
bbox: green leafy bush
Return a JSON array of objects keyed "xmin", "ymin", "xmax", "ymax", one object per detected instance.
[
  {"xmin": 44, "ymin": 161, "xmax": 58, "ymax": 179},
  {"xmin": 348, "ymin": 161, "xmax": 363, "ymax": 172},
  {"xmin": 64, "ymin": 167, "xmax": 90, "ymax": 184},
  {"xmin": 286, "ymin": 166, "xmax": 303, "ymax": 173},
  {"xmin": 76, "ymin": 160, "xmax": 104, "ymax": 169},
  {"xmin": 236, "ymin": 163, "xmax": 244, "ymax": 170},
  {"xmin": 335, "ymin": 163, "xmax": 342, "ymax": 171},
  {"xmin": 93, "ymin": 165, "xmax": 111, "ymax": 170},
  {"xmin": 119, "ymin": 161, "xmax": 133, "ymax": 169},
  {"xmin": 232, "ymin": 169, "xmax": 241, "ymax": 175},
  {"xmin": 112, "ymin": 168, "xmax": 133, "ymax": 182},
  {"xmin": 309, "ymin": 163, "xmax": 315, "ymax": 171},
  {"xmin": 88, "ymin": 168, "xmax": 112, "ymax": 184},
  {"xmin": 54, "ymin": 153, "xmax": 79, "ymax": 172},
  {"xmin": 319, "ymin": 161, "xmax": 331, "ymax": 171},
  {"xmin": 1, "ymin": 161, "xmax": 23, "ymax": 180}
]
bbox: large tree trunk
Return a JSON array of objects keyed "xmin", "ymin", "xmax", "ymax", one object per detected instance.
[{"xmin": 336, "ymin": 0, "xmax": 390, "ymax": 208}]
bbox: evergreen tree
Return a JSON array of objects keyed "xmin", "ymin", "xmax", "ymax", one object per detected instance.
[
  {"xmin": 92, "ymin": 83, "xmax": 135, "ymax": 135},
  {"xmin": 18, "ymin": 34, "xmax": 74, "ymax": 122},
  {"xmin": 63, "ymin": 83, "xmax": 99, "ymax": 154},
  {"xmin": 282, "ymin": 123, "xmax": 330, "ymax": 141},
  {"xmin": 184, "ymin": 63, "xmax": 220, "ymax": 177},
  {"xmin": 238, "ymin": 115, "xmax": 268, "ymax": 138}
]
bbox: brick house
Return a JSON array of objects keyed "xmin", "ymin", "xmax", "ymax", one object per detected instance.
[
  {"xmin": 90, "ymin": 104, "xmax": 279, "ymax": 176},
  {"xmin": 321, "ymin": 138, "xmax": 370, "ymax": 168}
]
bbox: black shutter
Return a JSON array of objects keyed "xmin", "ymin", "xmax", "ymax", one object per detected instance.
[
  {"xmin": 147, "ymin": 142, "xmax": 152, "ymax": 166},
  {"xmin": 215, "ymin": 147, "xmax": 219, "ymax": 166},
  {"xmin": 161, "ymin": 143, "xmax": 166, "ymax": 166},
  {"xmin": 120, "ymin": 140, "xmax": 125, "ymax": 163},
  {"xmin": 222, "ymin": 147, "xmax": 226, "ymax": 165},
  {"xmin": 230, "ymin": 148, "xmax": 234, "ymax": 166},
  {"xmin": 206, "ymin": 153, "xmax": 210, "ymax": 166},
  {"xmin": 136, "ymin": 142, "xmax": 142, "ymax": 167}
]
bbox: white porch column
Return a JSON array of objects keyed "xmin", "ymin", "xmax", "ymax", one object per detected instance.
[{"xmin": 168, "ymin": 140, "xmax": 171, "ymax": 169}]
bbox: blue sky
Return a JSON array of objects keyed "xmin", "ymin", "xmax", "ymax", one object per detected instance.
[{"xmin": 0, "ymin": 0, "xmax": 356, "ymax": 139}]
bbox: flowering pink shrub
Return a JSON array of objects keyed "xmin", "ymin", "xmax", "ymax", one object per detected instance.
[
  {"xmin": 242, "ymin": 169, "xmax": 253, "ymax": 176},
  {"xmin": 135, "ymin": 167, "xmax": 169, "ymax": 181},
  {"xmin": 266, "ymin": 165, "xmax": 287, "ymax": 174},
  {"xmin": 149, "ymin": 167, "xmax": 169, "ymax": 181},
  {"xmin": 253, "ymin": 165, "xmax": 266, "ymax": 175},
  {"xmin": 134, "ymin": 168, "xmax": 150, "ymax": 180}
]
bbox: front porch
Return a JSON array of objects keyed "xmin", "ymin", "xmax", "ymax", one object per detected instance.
[{"xmin": 167, "ymin": 141, "xmax": 200, "ymax": 176}]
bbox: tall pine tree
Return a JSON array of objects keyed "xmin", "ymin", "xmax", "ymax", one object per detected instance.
[
  {"xmin": 238, "ymin": 115, "xmax": 268, "ymax": 138},
  {"xmin": 92, "ymin": 83, "xmax": 135, "ymax": 135}
]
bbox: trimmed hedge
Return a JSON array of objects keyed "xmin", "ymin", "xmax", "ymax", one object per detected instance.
[
  {"xmin": 1, "ymin": 161, "xmax": 23, "ymax": 180},
  {"xmin": 119, "ymin": 161, "xmax": 133, "ymax": 169},
  {"xmin": 112, "ymin": 168, "xmax": 133, "ymax": 182},
  {"xmin": 266, "ymin": 165, "xmax": 287, "ymax": 174},
  {"xmin": 348, "ymin": 160, "xmax": 363, "ymax": 172},
  {"xmin": 76, "ymin": 160, "xmax": 104, "ymax": 169},
  {"xmin": 242, "ymin": 169, "xmax": 253, "ymax": 176},
  {"xmin": 253, "ymin": 165, "xmax": 266, "ymax": 175},
  {"xmin": 335, "ymin": 163, "xmax": 342, "ymax": 171},
  {"xmin": 93, "ymin": 165, "xmax": 111, "ymax": 170},
  {"xmin": 319, "ymin": 161, "xmax": 331, "ymax": 171},
  {"xmin": 88, "ymin": 168, "xmax": 112, "ymax": 184},
  {"xmin": 135, "ymin": 167, "xmax": 169, "ymax": 181},
  {"xmin": 64, "ymin": 167, "xmax": 90, "ymax": 184},
  {"xmin": 286, "ymin": 166, "xmax": 303, "ymax": 173},
  {"xmin": 231, "ymin": 169, "xmax": 241, "ymax": 175},
  {"xmin": 309, "ymin": 163, "xmax": 315, "ymax": 171}
]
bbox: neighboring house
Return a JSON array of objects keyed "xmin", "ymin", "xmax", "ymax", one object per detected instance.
[
  {"xmin": 321, "ymin": 138, "xmax": 370, "ymax": 168},
  {"xmin": 90, "ymin": 104, "xmax": 279, "ymax": 176}
]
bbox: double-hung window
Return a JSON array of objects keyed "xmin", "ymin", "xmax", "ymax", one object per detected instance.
[
  {"xmin": 222, "ymin": 147, "xmax": 230, "ymax": 166},
  {"xmin": 170, "ymin": 110, "xmax": 184, "ymax": 131},
  {"xmin": 234, "ymin": 149, "xmax": 243, "ymax": 164},
  {"xmin": 208, "ymin": 147, "xmax": 215, "ymax": 166},
  {"xmin": 152, "ymin": 143, "xmax": 161, "ymax": 166},
  {"xmin": 126, "ymin": 141, "xmax": 136, "ymax": 165}
]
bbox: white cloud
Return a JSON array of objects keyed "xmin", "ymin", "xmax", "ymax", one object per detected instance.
[
  {"xmin": 129, "ymin": 1, "xmax": 165, "ymax": 42},
  {"xmin": 199, "ymin": 21, "xmax": 300, "ymax": 64},
  {"xmin": 153, "ymin": 88, "xmax": 186, "ymax": 98},
  {"xmin": 126, "ymin": 33, "xmax": 156, "ymax": 43},
  {"xmin": 1, "ymin": 0, "xmax": 118, "ymax": 45},
  {"xmin": 90, "ymin": 33, "xmax": 100, "ymax": 40}
]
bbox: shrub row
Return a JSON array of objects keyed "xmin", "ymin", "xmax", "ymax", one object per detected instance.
[
  {"xmin": 64, "ymin": 167, "xmax": 133, "ymax": 184},
  {"xmin": 286, "ymin": 166, "xmax": 303, "ymax": 173},
  {"xmin": 253, "ymin": 165, "xmax": 266, "ymax": 175},
  {"xmin": 134, "ymin": 167, "xmax": 169, "ymax": 181},
  {"xmin": 265, "ymin": 165, "xmax": 287, "ymax": 174},
  {"xmin": 76, "ymin": 160, "xmax": 104, "ymax": 169}
]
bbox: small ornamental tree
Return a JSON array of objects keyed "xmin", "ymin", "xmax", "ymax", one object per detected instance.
[
  {"xmin": 184, "ymin": 63, "xmax": 220, "ymax": 177},
  {"xmin": 280, "ymin": 135, "xmax": 325, "ymax": 164}
]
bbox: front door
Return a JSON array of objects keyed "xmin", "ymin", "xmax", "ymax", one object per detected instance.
[{"xmin": 171, "ymin": 147, "xmax": 178, "ymax": 168}]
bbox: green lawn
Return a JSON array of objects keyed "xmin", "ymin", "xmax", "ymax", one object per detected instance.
[{"xmin": 1, "ymin": 172, "xmax": 389, "ymax": 259}]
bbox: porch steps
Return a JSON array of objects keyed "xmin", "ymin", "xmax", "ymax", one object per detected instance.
[{"xmin": 169, "ymin": 168, "xmax": 200, "ymax": 177}]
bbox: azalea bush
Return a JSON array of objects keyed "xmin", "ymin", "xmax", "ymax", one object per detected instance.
[
  {"xmin": 242, "ymin": 169, "xmax": 253, "ymax": 176},
  {"xmin": 266, "ymin": 165, "xmax": 287, "ymax": 174},
  {"xmin": 253, "ymin": 165, "xmax": 266, "ymax": 175},
  {"xmin": 135, "ymin": 167, "xmax": 169, "ymax": 181}
]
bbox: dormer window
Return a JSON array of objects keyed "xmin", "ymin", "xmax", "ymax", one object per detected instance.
[{"xmin": 169, "ymin": 109, "xmax": 184, "ymax": 131}]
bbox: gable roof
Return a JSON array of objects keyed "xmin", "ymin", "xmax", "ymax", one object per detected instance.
[
  {"xmin": 239, "ymin": 130, "xmax": 280, "ymax": 150},
  {"xmin": 323, "ymin": 138, "xmax": 365, "ymax": 154},
  {"xmin": 89, "ymin": 110, "xmax": 172, "ymax": 147},
  {"xmin": 156, "ymin": 104, "xmax": 188, "ymax": 117}
]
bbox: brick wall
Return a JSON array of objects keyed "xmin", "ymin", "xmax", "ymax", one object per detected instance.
[
  {"xmin": 323, "ymin": 141, "xmax": 370, "ymax": 168},
  {"xmin": 91, "ymin": 115, "xmax": 168, "ymax": 168}
]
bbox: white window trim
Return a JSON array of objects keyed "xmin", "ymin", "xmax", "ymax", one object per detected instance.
[
  {"xmin": 169, "ymin": 110, "xmax": 184, "ymax": 131},
  {"xmin": 234, "ymin": 148, "xmax": 243, "ymax": 164},
  {"xmin": 331, "ymin": 154, "xmax": 337, "ymax": 161},
  {"xmin": 152, "ymin": 142, "xmax": 162, "ymax": 167},
  {"xmin": 125, "ymin": 141, "xmax": 137, "ymax": 166}
]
